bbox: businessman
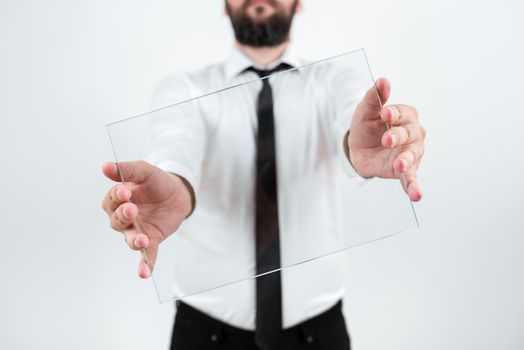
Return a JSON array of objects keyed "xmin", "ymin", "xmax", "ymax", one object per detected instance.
[{"xmin": 102, "ymin": 1, "xmax": 426, "ymax": 349}]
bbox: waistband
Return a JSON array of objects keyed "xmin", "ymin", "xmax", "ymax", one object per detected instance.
[{"xmin": 175, "ymin": 300, "xmax": 344, "ymax": 343}]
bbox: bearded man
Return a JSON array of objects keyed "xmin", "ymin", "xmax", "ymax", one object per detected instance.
[{"xmin": 101, "ymin": 1, "xmax": 425, "ymax": 349}]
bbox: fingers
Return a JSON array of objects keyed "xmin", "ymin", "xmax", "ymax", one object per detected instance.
[
  {"xmin": 124, "ymin": 231, "xmax": 149, "ymax": 250},
  {"xmin": 110, "ymin": 203, "xmax": 151, "ymax": 252},
  {"xmin": 138, "ymin": 241, "xmax": 159, "ymax": 279},
  {"xmin": 109, "ymin": 202, "xmax": 138, "ymax": 231},
  {"xmin": 102, "ymin": 160, "xmax": 155, "ymax": 183},
  {"xmin": 138, "ymin": 253, "xmax": 150, "ymax": 279},
  {"xmin": 101, "ymin": 160, "xmax": 155, "ymax": 214},
  {"xmin": 117, "ymin": 160, "xmax": 155, "ymax": 183},
  {"xmin": 381, "ymin": 123, "xmax": 424, "ymax": 148},
  {"xmin": 102, "ymin": 161, "xmax": 121, "ymax": 182},
  {"xmin": 393, "ymin": 144, "xmax": 425, "ymax": 173},
  {"xmin": 376, "ymin": 78, "xmax": 391, "ymax": 105},
  {"xmin": 111, "ymin": 206, "xmax": 157, "ymax": 279},
  {"xmin": 102, "ymin": 160, "xmax": 160, "ymax": 279},
  {"xmin": 380, "ymin": 104, "xmax": 419, "ymax": 126},
  {"xmin": 402, "ymin": 170, "xmax": 423, "ymax": 202},
  {"xmin": 380, "ymin": 105, "xmax": 425, "ymax": 153},
  {"xmin": 101, "ymin": 184, "xmax": 132, "ymax": 214},
  {"xmin": 394, "ymin": 144, "xmax": 424, "ymax": 202},
  {"xmin": 105, "ymin": 200, "xmax": 149, "ymax": 252}
]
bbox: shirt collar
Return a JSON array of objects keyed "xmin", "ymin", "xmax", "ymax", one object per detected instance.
[{"xmin": 224, "ymin": 43, "xmax": 302, "ymax": 82}]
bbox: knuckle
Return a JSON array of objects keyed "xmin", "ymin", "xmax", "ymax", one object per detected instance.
[
  {"xmin": 406, "ymin": 168, "xmax": 417, "ymax": 179},
  {"xmin": 402, "ymin": 104, "xmax": 419, "ymax": 121},
  {"xmin": 136, "ymin": 160, "xmax": 148, "ymax": 168},
  {"xmin": 136, "ymin": 160, "xmax": 154, "ymax": 175},
  {"xmin": 390, "ymin": 105, "xmax": 400, "ymax": 120},
  {"xmin": 411, "ymin": 106, "xmax": 419, "ymax": 117},
  {"xmin": 102, "ymin": 205, "xmax": 112, "ymax": 217},
  {"xmin": 117, "ymin": 210, "xmax": 128, "ymax": 225},
  {"xmin": 109, "ymin": 186, "xmax": 119, "ymax": 203},
  {"xmin": 401, "ymin": 151, "xmax": 413, "ymax": 166},
  {"xmin": 109, "ymin": 219, "xmax": 119, "ymax": 231},
  {"xmin": 408, "ymin": 124, "xmax": 420, "ymax": 141},
  {"xmin": 391, "ymin": 129, "xmax": 402, "ymax": 143},
  {"xmin": 101, "ymin": 198, "xmax": 108, "ymax": 213},
  {"xmin": 102, "ymin": 193, "xmax": 115, "ymax": 215},
  {"xmin": 408, "ymin": 148, "xmax": 418, "ymax": 161},
  {"xmin": 124, "ymin": 235, "xmax": 134, "ymax": 249},
  {"xmin": 419, "ymin": 147, "xmax": 425, "ymax": 161},
  {"xmin": 402, "ymin": 126, "xmax": 411, "ymax": 142},
  {"xmin": 413, "ymin": 125, "xmax": 423, "ymax": 140},
  {"xmin": 421, "ymin": 126, "xmax": 427, "ymax": 139},
  {"xmin": 404, "ymin": 104, "xmax": 418, "ymax": 118},
  {"xmin": 112, "ymin": 209, "xmax": 128, "ymax": 230}
]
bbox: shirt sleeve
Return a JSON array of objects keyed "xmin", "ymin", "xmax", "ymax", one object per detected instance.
[{"xmin": 145, "ymin": 73, "xmax": 207, "ymax": 204}]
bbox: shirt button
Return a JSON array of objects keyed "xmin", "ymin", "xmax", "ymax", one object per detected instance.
[
  {"xmin": 306, "ymin": 336, "xmax": 314, "ymax": 343},
  {"xmin": 210, "ymin": 334, "xmax": 218, "ymax": 342}
]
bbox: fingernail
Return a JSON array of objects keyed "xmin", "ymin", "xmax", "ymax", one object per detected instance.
[
  {"xmin": 134, "ymin": 237, "xmax": 141, "ymax": 248},
  {"xmin": 122, "ymin": 206, "xmax": 130, "ymax": 219}
]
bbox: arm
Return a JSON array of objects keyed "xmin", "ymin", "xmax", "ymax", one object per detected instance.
[{"xmin": 101, "ymin": 74, "xmax": 206, "ymax": 278}]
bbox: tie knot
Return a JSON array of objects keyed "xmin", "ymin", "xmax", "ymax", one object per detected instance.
[{"xmin": 245, "ymin": 63, "xmax": 293, "ymax": 78}]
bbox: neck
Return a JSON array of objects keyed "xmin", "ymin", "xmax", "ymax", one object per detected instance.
[{"xmin": 235, "ymin": 40, "xmax": 290, "ymax": 68}]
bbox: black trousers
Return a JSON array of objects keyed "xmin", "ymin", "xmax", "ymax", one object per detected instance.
[{"xmin": 170, "ymin": 300, "xmax": 351, "ymax": 350}]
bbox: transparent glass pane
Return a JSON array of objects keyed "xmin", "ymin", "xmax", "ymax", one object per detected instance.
[{"xmin": 106, "ymin": 48, "xmax": 418, "ymax": 303}]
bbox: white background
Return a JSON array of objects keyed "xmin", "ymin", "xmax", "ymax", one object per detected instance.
[{"xmin": 1, "ymin": 0, "xmax": 523, "ymax": 349}]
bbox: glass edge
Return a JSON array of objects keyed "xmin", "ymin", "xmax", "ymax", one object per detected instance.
[
  {"xmin": 104, "ymin": 47, "xmax": 422, "ymax": 303},
  {"xmin": 159, "ymin": 224, "xmax": 419, "ymax": 304}
]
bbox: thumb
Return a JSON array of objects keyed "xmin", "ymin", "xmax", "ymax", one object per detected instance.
[
  {"xmin": 116, "ymin": 160, "xmax": 155, "ymax": 184},
  {"xmin": 356, "ymin": 78, "xmax": 391, "ymax": 120},
  {"xmin": 102, "ymin": 161, "xmax": 121, "ymax": 182}
]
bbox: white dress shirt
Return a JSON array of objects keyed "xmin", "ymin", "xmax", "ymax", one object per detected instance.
[{"xmin": 146, "ymin": 46, "xmax": 367, "ymax": 329}]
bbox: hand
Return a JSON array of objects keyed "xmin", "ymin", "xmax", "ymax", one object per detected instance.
[
  {"xmin": 101, "ymin": 161, "xmax": 193, "ymax": 278},
  {"xmin": 347, "ymin": 78, "xmax": 425, "ymax": 201}
]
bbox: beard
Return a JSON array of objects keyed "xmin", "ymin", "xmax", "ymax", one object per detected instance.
[{"xmin": 226, "ymin": 0, "xmax": 298, "ymax": 47}]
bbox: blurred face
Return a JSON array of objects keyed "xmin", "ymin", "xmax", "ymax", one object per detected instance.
[{"xmin": 225, "ymin": 0, "xmax": 300, "ymax": 47}]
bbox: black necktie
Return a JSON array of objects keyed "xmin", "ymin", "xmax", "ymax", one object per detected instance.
[{"xmin": 246, "ymin": 63, "xmax": 292, "ymax": 350}]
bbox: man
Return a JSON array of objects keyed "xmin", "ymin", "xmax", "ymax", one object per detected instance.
[{"xmin": 102, "ymin": 0, "xmax": 425, "ymax": 349}]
